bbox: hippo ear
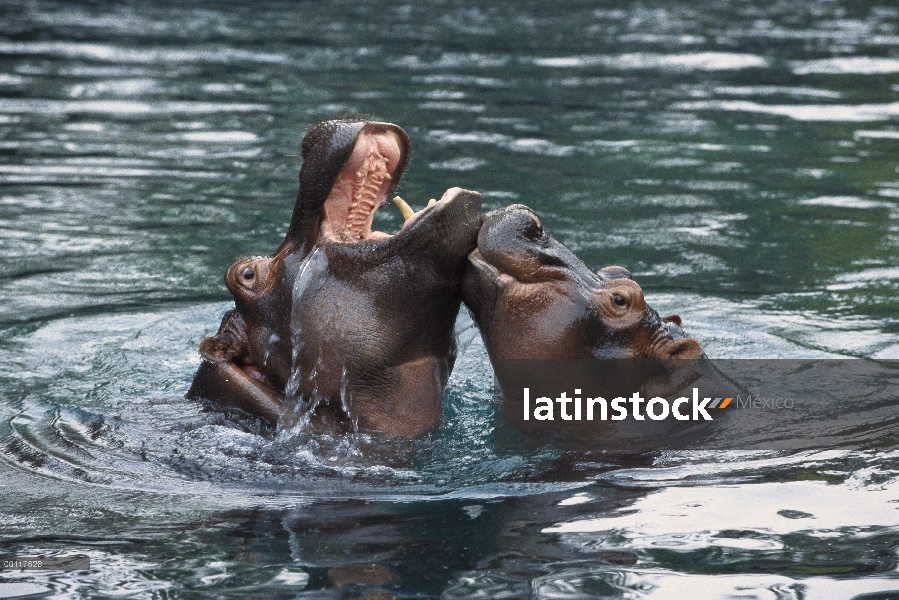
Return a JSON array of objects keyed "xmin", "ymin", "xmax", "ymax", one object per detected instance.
[
  {"xmin": 664, "ymin": 337, "xmax": 703, "ymax": 361},
  {"xmin": 662, "ymin": 313, "xmax": 683, "ymax": 326},
  {"xmin": 597, "ymin": 266, "xmax": 631, "ymax": 281},
  {"xmin": 199, "ymin": 336, "xmax": 239, "ymax": 363},
  {"xmin": 198, "ymin": 309, "xmax": 248, "ymax": 363}
]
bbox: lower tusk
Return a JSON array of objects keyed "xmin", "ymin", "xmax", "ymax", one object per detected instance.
[
  {"xmin": 384, "ymin": 172, "xmax": 392, "ymax": 181},
  {"xmin": 427, "ymin": 198, "xmax": 437, "ymax": 207},
  {"xmin": 393, "ymin": 196, "xmax": 415, "ymax": 221}
]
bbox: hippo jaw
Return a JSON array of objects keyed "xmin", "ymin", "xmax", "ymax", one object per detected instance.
[
  {"xmin": 462, "ymin": 204, "xmax": 703, "ymax": 362},
  {"xmin": 386, "ymin": 187, "xmax": 482, "ymax": 261},
  {"xmin": 277, "ymin": 119, "xmax": 412, "ymax": 260}
]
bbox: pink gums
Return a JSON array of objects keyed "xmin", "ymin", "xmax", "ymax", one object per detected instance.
[{"xmin": 321, "ymin": 129, "xmax": 403, "ymax": 243}]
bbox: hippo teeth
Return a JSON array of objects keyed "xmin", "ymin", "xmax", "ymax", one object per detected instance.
[
  {"xmin": 393, "ymin": 196, "xmax": 415, "ymax": 221},
  {"xmin": 392, "ymin": 196, "xmax": 443, "ymax": 229}
]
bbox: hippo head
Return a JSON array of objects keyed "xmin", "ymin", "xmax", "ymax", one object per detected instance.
[
  {"xmin": 281, "ymin": 118, "xmax": 412, "ymax": 254},
  {"xmin": 189, "ymin": 119, "xmax": 481, "ymax": 436},
  {"xmin": 462, "ymin": 204, "xmax": 703, "ymax": 362}
]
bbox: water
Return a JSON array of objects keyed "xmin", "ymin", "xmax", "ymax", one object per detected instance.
[{"xmin": 1, "ymin": 0, "xmax": 898, "ymax": 597}]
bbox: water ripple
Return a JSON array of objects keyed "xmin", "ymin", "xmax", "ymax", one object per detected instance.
[
  {"xmin": 0, "ymin": 99, "xmax": 268, "ymax": 115},
  {"xmin": 675, "ymin": 100, "xmax": 899, "ymax": 122},
  {"xmin": 533, "ymin": 52, "xmax": 767, "ymax": 71},
  {"xmin": 793, "ymin": 57, "xmax": 899, "ymax": 75},
  {"xmin": 0, "ymin": 41, "xmax": 290, "ymax": 64}
]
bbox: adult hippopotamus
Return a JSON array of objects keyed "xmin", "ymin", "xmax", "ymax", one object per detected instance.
[
  {"xmin": 188, "ymin": 119, "xmax": 482, "ymax": 437},
  {"xmin": 462, "ymin": 204, "xmax": 702, "ymax": 362}
]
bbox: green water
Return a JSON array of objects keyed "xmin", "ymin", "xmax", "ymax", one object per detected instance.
[{"xmin": 1, "ymin": 0, "xmax": 899, "ymax": 597}]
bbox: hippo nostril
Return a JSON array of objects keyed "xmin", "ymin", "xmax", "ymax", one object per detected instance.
[{"xmin": 613, "ymin": 294, "xmax": 626, "ymax": 306}]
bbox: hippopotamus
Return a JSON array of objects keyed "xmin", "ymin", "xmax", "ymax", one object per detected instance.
[
  {"xmin": 463, "ymin": 205, "xmax": 749, "ymax": 449},
  {"xmin": 462, "ymin": 204, "xmax": 703, "ymax": 362},
  {"xmin": 188, "ymin": 119, "xmax": 482, "ymax": 437}
]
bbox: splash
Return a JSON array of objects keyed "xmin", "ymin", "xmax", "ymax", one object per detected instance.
[{"xmin": 281, "ymin": 245, "xmax": 330, "ymax": 433}]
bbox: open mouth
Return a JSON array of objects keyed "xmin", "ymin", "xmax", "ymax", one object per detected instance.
[{"xmin": 319, "ymin": 126, "xmax": 440, "ymax": 243}]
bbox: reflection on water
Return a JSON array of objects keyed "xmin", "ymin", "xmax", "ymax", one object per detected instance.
[{"xmin": 1, "ymin": 0, "xmax": 899, "ymax": 597}]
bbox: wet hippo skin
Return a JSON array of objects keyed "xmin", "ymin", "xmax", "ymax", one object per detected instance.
[
  {"xmin": 462, "ymin": 204, "xmax": 703, "ymax": 362},
  {"xmin": 461, "ymin": 204, "xmax": 751, "ymax": 447},
  {"xmin": 188, "ymin": 119, "xmax": 482, "ymax": 437}
]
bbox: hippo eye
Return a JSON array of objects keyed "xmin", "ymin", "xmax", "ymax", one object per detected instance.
[
  {"xmin": 613, "ymin": 294, "xmax": 626, "ymax": 307},
  {"xmin": 242, "ymin": 267, "xmax": 255, "ymax": 281}
]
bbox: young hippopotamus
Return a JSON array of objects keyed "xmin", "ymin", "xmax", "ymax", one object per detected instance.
[
  {"xmin": 462, "ymin": 204, "xmax": 703, "ymax": 362},
  {"xmin": 188, "ymin": 119, "xmax": 482, "ymax": 437},
  {"xmin": 460, "ymin": 205, "xmax": 750, "ymax": 449}
]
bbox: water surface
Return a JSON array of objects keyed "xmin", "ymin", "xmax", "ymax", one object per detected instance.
[{"xmin": 1, "ymin": 1, "xmax": 899, "ymax": 597}]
